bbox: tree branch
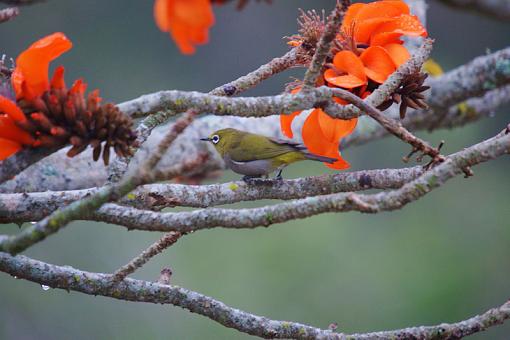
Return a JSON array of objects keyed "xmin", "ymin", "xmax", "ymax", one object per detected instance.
[
  {"xmin": 118, "ymin": 48, "xmax": 304, "ymax": 118},
  {"xmin": 344, "ymin": 83, "xmax": 510, "ymax": 148},
  {"xmin": 0, "ymin": 166, "xmax": 425, "ymax": 223},
  {"xmin": 0, "ymin": 252, "xmax": 508, "ymax": 339},
  {"xmin": 302, "ymin": 0, "xmax": 347, "ymax": 88},
  {"xmin": 0, "ymin": 114, "xmax": 200, "ymax": 255},
  {"xmin": 0, "ymin": 6, "xmax": 19, "ymax": 23},
  {"xmin": 110, "ymin": 231, "xmax": 183, "ymax": 283},
  {"xmin": 331, "ymin": 88, "xmax": 444, "ymax": 162},
  {"xmin": 438, "ymin": 0, "xmax": 510, "ymax": 21},
  {"xmin": 84, "ymin": 130, "xmax": 510, "ymax": 233},
  {"xmin": 0, "ymin": 146, "xmax": 61, "ymax": 185},
  {"xmin": 428, "ymin": 46, "xmax": 510, "ymax": 110}
]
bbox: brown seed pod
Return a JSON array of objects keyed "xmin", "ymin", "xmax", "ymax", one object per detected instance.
[{"xmin": 14, "ymin": 69, "xmax": 137, "ymax": 165}]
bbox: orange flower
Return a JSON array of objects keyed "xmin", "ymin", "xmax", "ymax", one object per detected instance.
[
  {"xmin": 302, "ymin": 108, "xmax": 357, "ymax": 170},
  {"xmin": 11, "ymin": 32, "xmax": 72, "ymax": 101},
  {"xmin": 324, "ymin": 45, "xmax": 409, "ymax": 87},
  {"xmin": 154, "ymin": 0, "xmax": 215, "ymax": 55},
  {"xmin": 280, "ymin": 89, "xmax": 358, "ymax": 170},
  {"xmin": 280, "ymin": 1, "xmax": 427, "ymax": 171},
  {"xmin": 341, "ymin": 0, "xmax": 427, "ymax": 47},
  {"xmin": 0, "ymin": 33, "xmax": 72, "ymax": 160}
]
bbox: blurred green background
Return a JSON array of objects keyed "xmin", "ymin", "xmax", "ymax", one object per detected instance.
[{"xmin": 1, "ymin": 0, "xmax": 510, "ymax": 339}]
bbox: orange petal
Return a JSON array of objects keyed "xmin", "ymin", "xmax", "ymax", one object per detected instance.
[
  {"xmin": 280, "ymin": 111, "xmax": 301, "ymax": 138},
  {"xmin": 370, "ymin": 31, "xmax": 403, "ymax": 46},
  {"xmin": 354, "ymin": 18, "xmax": 395, "ymax": 44},
  {"xmin": 333, "ymin": 51, "xmax": 366, "ymax": 81},
  {"xmin": 360, "ymin": 46, "xmax": 396, "ymax": 83},
  {"xmin": 155, "ymin": 0, "xmax": 215, "ymax": 55},
  {"xmin": 0, "ymin": 114, "xmax": 34, "ymax": 145},
  {"xmin": 318, "ymin": 110, "xmax": 358, "ymax": 143},
  {"xmin": 154, "ymin": 0, "xmax": 170, "ymax": 31},
  {"xmin": 326, "ymin": 158, "xmax": 350, "ymax": 170},
  {"xmin": 324, "ymin": 69, "xmax": 366, "ymax": 89},
  {"xmin": 355, "ymin": 1, "xmax": 410, "ymax": 22},
  {"xmin": 50, "ymin": 65, "xmax": 66, "ymax": 90},
  {"xmin": 280, "ymin": 86, "xmax": 303, "ymax": 138},
  {"xmin": 70, "ymin": 79, "xmax": 87, "ymax": 95},
  {"xmin": 0, "ymin": 95, "xmax": 26, "ymax": 122},
  {"xmin": 302, "ymin": 109, "xmax": 352, "ymax": 170},
  {"xmin": 350, "ymin": 1, "xmax": 410, "ymax": 43},
  {"xmin": 0, "ymin": 137, "xmax": 22, "ymax": 160},
  {"xmin": 316, "ymin": 139, "xmax": 351, "ymax": 170},
  {"xmin": 341, "ymin": 3, "xmax": 365, "ymax": 31},
  {"xmin": 370, "ymin": 14, "xmax": 427, "ymax": 44},
  {"xmin": 384, "ymin": 43, "xmax": 410, "ymax": 67},
  {"xmin": 302, "ymin": 108, "xmax": 330, "ymax": 155},
  {"xmin": 12, "ymin": 32, "xmax": 72, "ymax": 100}
]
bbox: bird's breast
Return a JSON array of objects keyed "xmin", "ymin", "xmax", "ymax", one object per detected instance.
[{"xmin": 223, "ymin": 155, "xmax": 274, "ymax": 176}]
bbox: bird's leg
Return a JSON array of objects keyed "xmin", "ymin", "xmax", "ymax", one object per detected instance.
[{"xmin": 274, "ymin": 168, "xmax": 284, "ymax": 181}]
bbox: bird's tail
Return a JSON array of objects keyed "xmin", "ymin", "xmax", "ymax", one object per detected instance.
[{"xmin": 303, "ymin": 152, "xmax": 337, "ymax": 164}]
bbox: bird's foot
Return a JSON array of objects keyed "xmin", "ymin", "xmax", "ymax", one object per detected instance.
[
  {"xmin": 242, "ymin": 175, "xmax": 267, "ymax": 185},
  {"xmin": 242, "ymin": 175, "xmax": 278, "ymax": 185}
]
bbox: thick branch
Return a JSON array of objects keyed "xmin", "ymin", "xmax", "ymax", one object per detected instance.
[
  {"xmin": 438, "ymin": 0, "xmax": 510, "ymax": 21},
  {"xmin": 86, "ymin": 131, "xmax": 510, "ymax": 233},
  {"xmin": 0, "ymin": 146, "xmax": 60, "ymax": 185},
  {"xmin": 115, "ymin": 40, "xmax": 433, "ymax": 121},
  {"xmin": 0, "ymin": 167, "xmax": 425, "ymax": 223},
  {"xmin": 0, "ymin": 0, "xmax": 43, "ymax": 4},
  {"xmin": 118, "ymin": 48, "xmax": 304, "ymax": 118},
  {"xmin": 0, "ymin": 6, "xmax": 18, "ymax": 23},
  {"xmin": 344, "ymin": 84, "xmax": 510, "ymax": 148},
  {"xmin": 0, "ymin": 253, "xmax": 508, "ymax": 339},
  {"xmin": 427, "ymin": 46, "xmax": 510, "ymax": 110}
]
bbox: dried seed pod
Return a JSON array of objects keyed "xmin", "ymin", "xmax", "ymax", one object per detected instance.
[
  {"xmin": 14, "ymin": 67, "xmax": 137, "ymax": 165},
  {"xmin": 377, "ymin": 72, "xmax": 430, "ymax": 119}
]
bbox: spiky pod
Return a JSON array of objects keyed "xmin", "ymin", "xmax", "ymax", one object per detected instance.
[
  {"xmin": 15, "ymin": 67, "xmax": 137, "ymax": 165},
  {"xmin": 377, "ymin": 72, "xmax": 430, "ymax": 119}
]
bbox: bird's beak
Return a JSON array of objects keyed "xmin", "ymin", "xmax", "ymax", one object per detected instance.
[{"xmin": 200, "ymin": 138, "xmax": 210, "ymax": 142}]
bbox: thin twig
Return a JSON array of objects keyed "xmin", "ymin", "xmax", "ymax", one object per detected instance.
[
  {"xmin": 330, "ymin": 88, "xmax": 444, "ymax": 164},
  {"xmin": 110, "ymin": 231, "xmax": 183, "ymax": 283},
  {"xmin": 302, "ymin": 0, "xmax": 348, "ymax": 88}
]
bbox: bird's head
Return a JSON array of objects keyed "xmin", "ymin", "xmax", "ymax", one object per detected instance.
[{"xmin": 200, "ymin": 128, "xmax": 242, "ymax": 157}]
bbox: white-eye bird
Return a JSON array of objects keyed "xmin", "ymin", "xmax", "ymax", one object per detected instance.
[{"xmin": 201, "ymin": 128, "xmax": 336, "ymax": 181}]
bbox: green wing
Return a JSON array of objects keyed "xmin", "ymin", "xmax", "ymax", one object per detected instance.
[{"xmin": 228, "ymin": 132, "xmax": 299, "ymax": 162}]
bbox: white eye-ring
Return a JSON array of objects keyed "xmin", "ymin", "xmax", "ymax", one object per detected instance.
[{"xmin": 211, "ymin": 135, "xmax": 220, "ymax": 144}]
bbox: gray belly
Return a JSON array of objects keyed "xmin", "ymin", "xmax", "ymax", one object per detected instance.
[{"xmin": 224, "ymin": 156, "xmax": 274, "ymax": 176}]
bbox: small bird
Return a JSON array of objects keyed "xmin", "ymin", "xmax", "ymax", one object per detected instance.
[{"xmin": 201, "ymin": 128, "xmax": 336, "ymax": 181}]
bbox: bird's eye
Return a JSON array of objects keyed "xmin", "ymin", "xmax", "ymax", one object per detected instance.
[{"xmin": 211, "ymin": 135, "xmax": 220, "ymax": 144}]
